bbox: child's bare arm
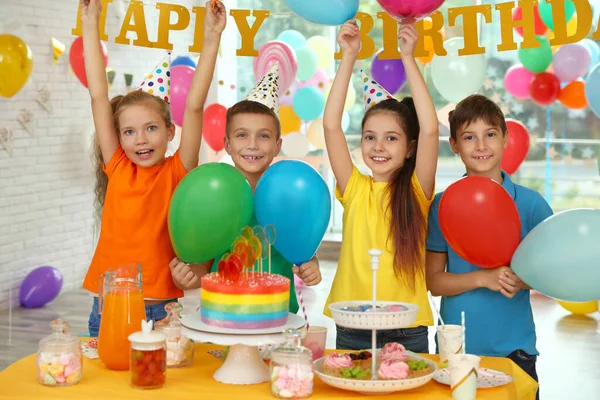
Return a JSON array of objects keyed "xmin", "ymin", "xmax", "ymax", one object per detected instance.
[
  {"xmin": 81, "ymin": 0, "xmax": 119, "ymax": 164},
  {"xmin": 179, "ymin": 1, "xmax": 226, "ymax": 171}
]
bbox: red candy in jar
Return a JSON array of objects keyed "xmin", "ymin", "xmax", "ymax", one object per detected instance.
[{"xmin": 128, "ymin": 320, "xmax": 167, "ymax": 389}]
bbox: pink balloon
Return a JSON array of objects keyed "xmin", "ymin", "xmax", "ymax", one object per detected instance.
[
  {"xmin": 504, "ymin": 64, "xmax": 535, "ymax": 99},
  {"xmin": 297, "ymin": 68, "xmax": 329, "ymax": 93},
  {"xmin": 552, "ymin": 43, "xmax": 591, "ymax": 83},
  {"xmin": 170, "ymin": 65, "xmax": 195, "ymax": 127},
  {"xmin": 253, "ymin": 41, "xmax": 297, "ymax": 93},
  {"xmin": 280, "ymin": 81, "xmax": 298, "ymax": 106},
  {"xmin": 376, "ymin": 0, "xmax": 446, "ymax": 21}
]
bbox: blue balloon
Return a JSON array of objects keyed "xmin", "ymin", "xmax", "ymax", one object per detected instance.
[
  {"xmin": 284, "ymin": 0, "xmax": 359, "ymax": 26},
  {"xmin": 581, "ymin": 39, "xmax": 600, "ymax": 71},
  {"xmin": 585, "ymin": 63, "xmax": 600, "ymax": 118},
  {"xmin": 293, "ymin": 87, "xmax": 325, "ymax": 121},
  {"xmin": 171, "ymin": 56, "xmax": 197, "ymax": 69},
  {"xmin": 254, "ymin": 160, "xmax": 331, "ymax": 265},
  {"xmin": 511, "ymin": 209, "xmax": 600, "ymax": 302},
  {"xmin": 277, "ymin": 30, "xmax": 307, "ymax": 51}
]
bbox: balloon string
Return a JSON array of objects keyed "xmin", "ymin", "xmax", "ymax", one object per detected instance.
[
  {"xmin": 296, "ymin": 286, "xmax": 310, "ymax": 331},
  {"xmin": 544, "ymin": 107, "xmax": 553, "ymax": 206},
  {"xmin": 8, "ymin": 271, "xmax": 12, "ymax": 345}
]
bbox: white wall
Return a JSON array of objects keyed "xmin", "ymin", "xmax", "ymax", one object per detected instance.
[{"xmin": 0, "ymin": 0, "xmax": 223, "ymax": 310}]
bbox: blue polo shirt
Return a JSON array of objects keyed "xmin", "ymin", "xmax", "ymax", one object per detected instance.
[{"xmin": 426, "ymin": 171, "xmax": 553, "ymax": 357}]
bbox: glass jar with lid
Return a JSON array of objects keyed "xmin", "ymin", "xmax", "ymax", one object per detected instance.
[
  {"xmin": 36, "ymin": 319, "xmax": 83, "ymax": 386},
  {"xmin": 128, "ymin": 320, "xmax": 167, "ymax": 389},
  {"xmin": 269, "ymin": 328, "xmax": 314, "ymax": 399},
  {"xmin": 155, "ymin": 302, "xmax": 194, "ymax": 368}
]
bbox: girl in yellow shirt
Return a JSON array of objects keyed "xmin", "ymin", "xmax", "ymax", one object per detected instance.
[{"xmin": 322, "ymin": 20, "xmax": 439, "ymax": 352}]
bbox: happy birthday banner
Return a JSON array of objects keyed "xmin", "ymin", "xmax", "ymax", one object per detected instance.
[{"xmin": 72, "ymin": 0, "xmax": 600, "ymax": 60}]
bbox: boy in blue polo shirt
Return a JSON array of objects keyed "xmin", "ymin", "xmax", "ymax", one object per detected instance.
[{"xmin": 425, "ymin": 94, "xmax": 552, "ymax": 400}]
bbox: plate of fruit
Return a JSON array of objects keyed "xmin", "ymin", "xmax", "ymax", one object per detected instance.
[
  {"xmin": 328, "ymin": 301, "xmax": 419, "ymax": 330},
  {"xmin": 313, "ymin": 343, "xmax": 437, "ymax": 394}
]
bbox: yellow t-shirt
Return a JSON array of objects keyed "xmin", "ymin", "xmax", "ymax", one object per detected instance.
[{"xmin": 324, "ymin": 166, "xmax": 434, "ymax": 327}]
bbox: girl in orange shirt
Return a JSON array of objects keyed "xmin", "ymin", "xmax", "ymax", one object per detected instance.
[{"xmin": 79, "ymin": 0, "xmax": 226, "ymax": 336}]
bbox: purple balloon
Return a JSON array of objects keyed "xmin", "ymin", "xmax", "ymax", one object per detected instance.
[
  {"xmin": 20, "ymin": 266, "xmax": 63, "ymax": 308},
  {"xmin": 371, "ymin": 49, "xmax": 407, "ymax": 95},
  {"xmin": 552, "ymin": 43, "xmax": 591, "ymax": 83}
]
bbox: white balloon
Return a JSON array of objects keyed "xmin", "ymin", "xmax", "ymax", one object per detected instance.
[{"xmin": 281, "ymin": 132, "xmax": 310, "ymax": 158}]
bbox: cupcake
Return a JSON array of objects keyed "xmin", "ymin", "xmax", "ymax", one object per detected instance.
[
  {"xmin": 322, "ymin": 353, "xmax": 353, "ymax": 377},
  {"xmin": 348, "ymin": 350, "xmax": 372, "ymax": 369},
  {"xmin": 377, "ymin": 360, "xmax": 409, "ymax": 380},
  {"xmin": 378, "ymin": 342, "xmax": 408, "ymax": 363},
  {"xmin": 405, "ymin": 358, "xmax": 434, "ymax": 378}
]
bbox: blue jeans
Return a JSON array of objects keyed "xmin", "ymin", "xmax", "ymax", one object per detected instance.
[
  {"xmin": 336, "ymin": 325, "xmax": 429, "ymax": 353},
  {"xmin": 88, "ymin": 297, "xmax": 178, "ymax": 337}
]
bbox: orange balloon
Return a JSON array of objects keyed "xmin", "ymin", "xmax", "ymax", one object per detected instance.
[
  {"xmin": 280, "ymin": 105, "xmax": 301, "ymax": 136},
  {"xmin": 558, "ymin": 81, "xmax": 588, "ymax": 109},
  {"xmin": 417, "ymin": 17, "xmax": 446, "ymax": 65}
]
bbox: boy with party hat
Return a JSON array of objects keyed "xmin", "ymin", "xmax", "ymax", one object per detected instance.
[
  {"xmin": 170, "ymin": 63, "xmax": 323, "ymax": 313},
  {"xmin": 425, "ymin": 94, "xmax": 553, "ymax": 398},
  {"xmin": 81, "ymin": 0, "xmax": 226, "ymax": 336}
]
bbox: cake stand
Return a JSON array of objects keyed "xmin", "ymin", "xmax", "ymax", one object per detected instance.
[
  {"xmin": 323, "ymin": 248, "xmax": 437, "ymax": 395},
  {"xmin": 181, "ymin": 312, "xmax": 305, "ymax": 385}
]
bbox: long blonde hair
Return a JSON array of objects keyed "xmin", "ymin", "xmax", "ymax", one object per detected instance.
[{"xmin": 92, "ymin": 91, "xmax": 172, "ymax": 224}]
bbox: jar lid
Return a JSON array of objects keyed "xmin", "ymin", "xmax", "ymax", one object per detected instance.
[
  {"xmin": 128, "ymin": 320, "xmax": 166, "ymax": 344},
  {"xmin": 39, "ymin": 319, "xmax": 79, "ymax": 352},
  {"xmin": 155, "ymin": 302, "xmax": 183, "ymax": 338}
]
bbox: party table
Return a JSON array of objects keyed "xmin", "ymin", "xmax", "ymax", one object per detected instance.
[{"xmin": 0, "ymin": 342, "xmax": 538, "ymax": 399}]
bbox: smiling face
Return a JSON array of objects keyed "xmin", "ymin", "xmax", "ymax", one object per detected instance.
[
  {"xmin": 117, "ymin": 102, "xmax": 175, "ymax": 167},
  {"xmin": 361, "ymin": 111, "xmax": 415, "ymax": 182},
  {"xmin": 224, "ymin": 112, "xmax": 282, "ymax": 178},
  {"xmin": 450, "ymin": 118, "xmax": 508, "ymax": 177}
]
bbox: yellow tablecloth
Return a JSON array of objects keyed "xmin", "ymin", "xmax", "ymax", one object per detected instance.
[{"xmin": 0, "ymin": 343, "xmax": 538, "ymax": 399}]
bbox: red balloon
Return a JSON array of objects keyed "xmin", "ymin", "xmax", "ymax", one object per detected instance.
[
  {"xmin": 203, "ymin": 103, "xmax": 227, "ymax": 152},
  {"xmin": 529, "ymin": 72, "xmax": 560, "ymax": 106},
  {"xmin": 69, "ymin": 36, "xmax": 108, "ymax": 88},
  {"xmin": 513, "ymin": 5, "xmax": 547, "ymax": 37},
  {"xmin": 439, "ymin": 176, "xmax": 522, "ymax": 269},
  {"xmin": 501, "ymin": 119, "xmax": 530, "ymax": 175}
]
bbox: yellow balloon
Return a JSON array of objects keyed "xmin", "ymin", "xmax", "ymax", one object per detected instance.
[
  {"xmin": 307, "ymin": 118, "xmax": 326, "ymax": 150},
  {"xmin": 548, "ymin": 13, "xmax": 578, "ymax": 41},
  {"xmin": 280, "ymin": 105, "xmax": 301, "ymax": 136},
  {"xmin": 325, "ymin": 83, "xmax": 356, "ymax": 111},
  {"xmin": 307, "ymin": 36, "xmax": 334, "ymax": 70},
  {"xmin": 557, "ymin": 300, "xmax": 598, "ymax": 315},
  {"xmin": 0, "ymin": 34, "xmax": 33, "ymax": 98}
]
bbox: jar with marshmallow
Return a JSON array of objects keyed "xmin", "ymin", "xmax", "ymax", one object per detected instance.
[
  {"xmin": 36, "ymin": 319, "xmax": 83, "ymax": 386},
  {"xmin": 155, "ymin": 302, "xmax": 194, "ymax": 368},
  {"xmin": 270, "ymin": 328, "xmax": 314, "ymax": 399}
]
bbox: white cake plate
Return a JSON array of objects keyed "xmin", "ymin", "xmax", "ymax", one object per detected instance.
[{"xmin": 181, "ymin": 312, "xmax": 305, "ymax": 385}]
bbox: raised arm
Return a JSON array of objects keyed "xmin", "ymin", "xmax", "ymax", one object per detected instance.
[
  {"xmin": 322, "ymin": 20, "xmax": 360, "ymax": 196},
  {"xmin": 178, "ymin": 1, "xmax": 226, "ymax": 171},
  {"xmin": 81, "ymin": 0, "xmax": 119, "ymax": 164},
  {"xmin": 398, "ymin": 24, "xmax": 439, "ymax": 200}
]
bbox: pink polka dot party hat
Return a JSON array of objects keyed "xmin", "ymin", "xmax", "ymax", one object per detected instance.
[
  {"xmin": 138, "ymin": 53, "xmax": 171, "ymax": 103},
  {"xmin": 360, "ymin": 69, "xmax": 395, "ymax": 110}
]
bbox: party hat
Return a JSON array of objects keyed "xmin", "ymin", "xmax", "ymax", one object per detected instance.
[
  {"xmin": 245, "ymin": 63, "xmax": 280, "ymax": 116},
  {"xmin": 360, "ymin": 70, "xmax": 394, "ymax": 110},
  {"xmin": 137, "ymin": 53, "xmax": 171, "ymax": 103}
]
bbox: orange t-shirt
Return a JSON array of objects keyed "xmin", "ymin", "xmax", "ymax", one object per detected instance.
[{"xmin": 83, "ymin": 146, "xmax": 187, "ymax": 299}]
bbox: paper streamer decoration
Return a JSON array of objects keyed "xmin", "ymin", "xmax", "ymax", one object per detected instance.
[
  {"xmin": 0, "ymin": 127, "xmax": 14, "ymax": 156},
  {"xmin": 106, "ymin": 68, "xmax": 116, "ymax": 90},
  {"xmin": 36, "ymin": 86, "xmax": 52, "ymax": 113},
  {"xmin": 51, "ymin": 38, "xmax": 65, "ymax": 66},
  {"xmin": 253, "ymin": 41, "xmax": 297, "ymax": 93},
  {"xmin": 17, "ymin": 109, "xmax": 34, "ymax": 135}
]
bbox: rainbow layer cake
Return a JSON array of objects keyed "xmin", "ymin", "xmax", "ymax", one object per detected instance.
[{"xmin": 201, "ymin": 271, "xmax": 290, "ymax": 329}]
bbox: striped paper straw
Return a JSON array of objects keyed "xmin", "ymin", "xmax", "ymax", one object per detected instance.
[{"xmin": 296, "ymin": 286, "xmax": 309, "ymax": 330}]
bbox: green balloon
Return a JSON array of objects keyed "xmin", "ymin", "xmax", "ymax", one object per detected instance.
[
  {"xmin": 538, "ymin": 0, "xmax": 575, "ymax": 31},
  {"xmin": 518, "ymin": 37, "xmax": 553, "ymax": 73},
  {"xmin": 168, "ymin": 163, "xmax": 253, "ymax": 263}
]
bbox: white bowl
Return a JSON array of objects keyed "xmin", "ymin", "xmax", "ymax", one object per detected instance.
[
  {"xmin": 313, "ymin": 351, "xmax": 437, "ymax": 395},
  {"xmin": 328, "ymin": 301, "xmax": 419, "ymax": 330}
]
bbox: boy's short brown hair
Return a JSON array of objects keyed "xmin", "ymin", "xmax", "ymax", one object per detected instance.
[
  {"xmin": 448, "ymin": 94, "xmax": 507, "ymax": 141},
  {"xmin": 225, "ymin": 100, "xmax": 281, "ymax": 138}
]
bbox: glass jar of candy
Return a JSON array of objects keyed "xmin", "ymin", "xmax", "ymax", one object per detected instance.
[
  {"xmin": 128, "ymin": 320, "xmax": 167, "ymax": 389},
  {"xmin": 155, "ymin": 302, "xmax": 194, "ymax": 368},
  {"xmin": 269, "ymin": 328, "xmax": 314, "ymax": 399},
  {"xmin": 36, "ymin": 319, "xmax": 83, "ymax": 386}
]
